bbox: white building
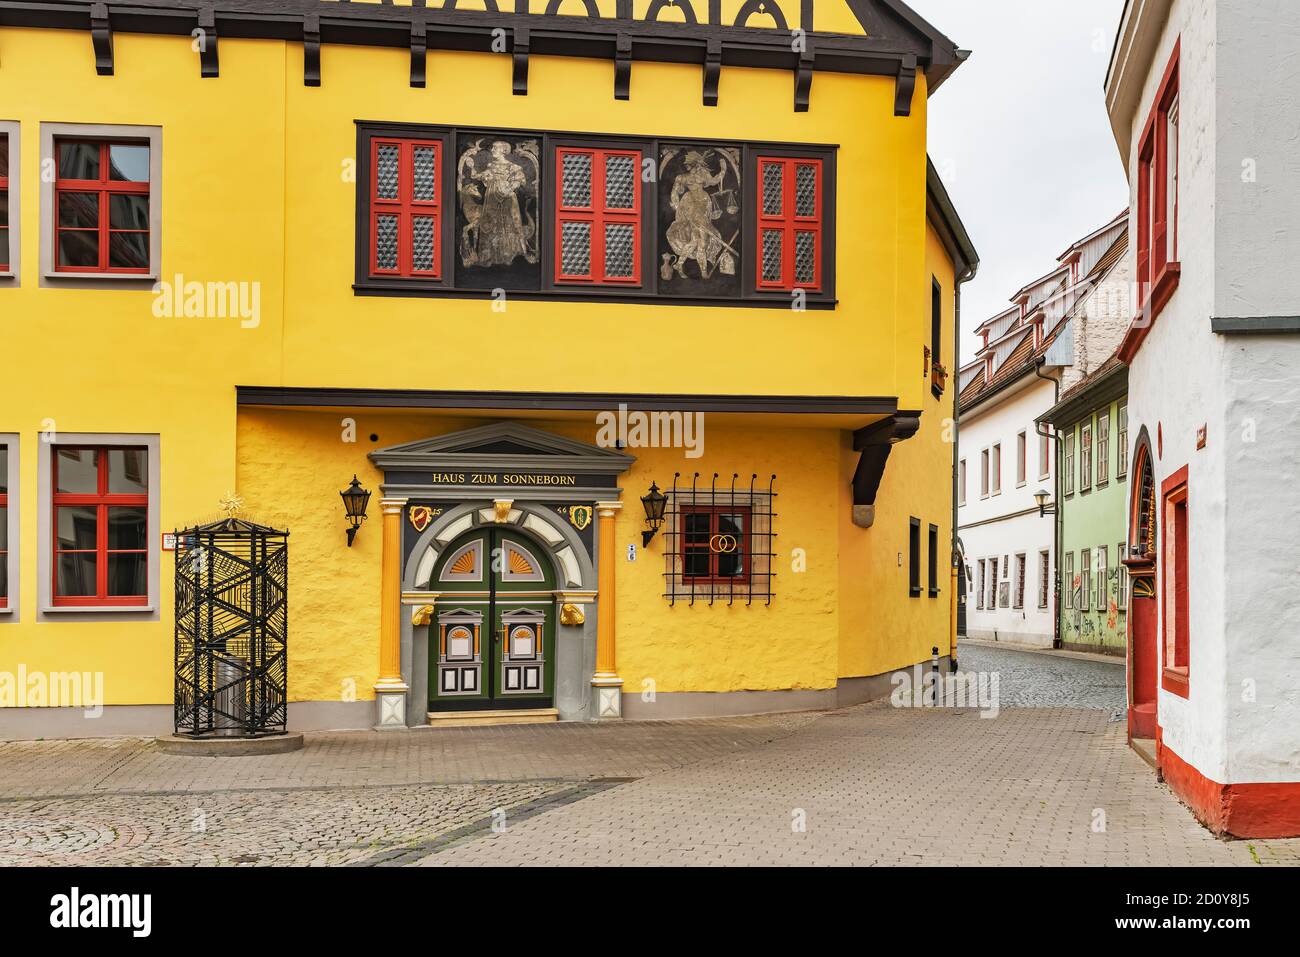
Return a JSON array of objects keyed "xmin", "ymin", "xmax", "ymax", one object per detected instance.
[
  {"xmin": 957, "ymin": 287, "xmax": 1062, "ymax": 648},
  {"xmin": 1107, "ymin": 0, "xmax": 1300, "ymax": 837},
  {"xmin": 958, "ymin": 214, "xmax": 1132, "ymax": 648}
]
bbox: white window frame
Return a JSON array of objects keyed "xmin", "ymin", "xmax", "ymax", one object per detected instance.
[
  {"xmin": 0, "ymin": 434, "xmax": 18, "ymax": 619},
  {"xmin": 1016, "ymin": 430, "xmax": 1027, "ymax": 487},
  {"xmin": 1063, "ymin": 550, "xmax": 1074, "ymax": 610},
  {"xmin": 1063, "ymin": 430, "xmax": 1075, "ymax": 496},
  {"xmin": 0, "ymin": 120, "xmax": 19, "ymax": 285},
  {"xmin": 980, "ymin": 448, "xmax": 989, "ymax": 499},
  {"xmin": 1038, "ymin": 549, "xmax": 1050, "ymax": 609},
  {"xmin": 1038, "ymin": 429, "xmax": 1050, "ymax": 480},
  {"xmin": 39, "ymin": 123, "xmax": 163, "ymax": 284},
  {"xmin": 1117, "ymin": 402, "xmax": 1128, "ymax": 480},
  {"xmin": 37, "ymin": 433, "xmax": 161, "ymax": 618},
  {"xmin": 1079, "ymin": 422, "xmax": 1093, "ymax": 493},
  {"xmin": 1117, "ymin": 540, "xmax": 1128, "ymax": 610},
  {"xmin": 958, "ymin": 458, "xmax": 966, "ymax": 507},
  {"xmin": 976, "ymin": 559, "xmax": 985, "ymax": 610},
  {"xmin": 991, "ymin": 442, "xmax": 1002, "ymax": 495},
  {"xmin": 1098, "ymin": 545, "xmax": 1109, "ymax": 611},
  {"xmin": 1080, "ymin": 548, "xmax": 1091, "ymax": 612},
  {"xmin": 1096, "ymin": 410, "xmax": 1110, "ymax": 488},
  {"xmin": 1013, "ymin": 552, "xmax": 1026, "ymax": 609}
]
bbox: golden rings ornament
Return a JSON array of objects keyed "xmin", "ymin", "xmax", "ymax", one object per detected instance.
[{"xmin": 709, "ymin": 534, "xmax": 739, "ymax": 554}]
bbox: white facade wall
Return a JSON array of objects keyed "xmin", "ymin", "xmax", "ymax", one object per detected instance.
[
  {"xmin": 1122, "ymin": 0, "xmax": 1300, "ymax": 785},
  {"xmin": 958, "ymin": 376, "xmax": 1057, "ymax": 647},
  {"xmin": 1121, "ymin": 0, "xmax": 1233, "ymax": 780},
  {"xmin": 1216, "ymin": 0, "xmax": 1300, "ymax": 782}
]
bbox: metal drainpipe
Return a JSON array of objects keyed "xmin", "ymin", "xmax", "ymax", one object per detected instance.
[
  {"xmin": 1033, "ymin": 357, "xmax": 1062, "ymax": 649},
  {"xmin": 951, "ymin": 266, "xmax": 975, "ymax": 671}
]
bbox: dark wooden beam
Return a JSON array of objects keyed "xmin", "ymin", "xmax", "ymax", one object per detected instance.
[
  {"xmin": 409, "ymin": 19, "xmax": 426, "ymax": 88},
  {"xmin": 702, "ymin": 37, "xmax": 721, "ymax": 106},
  {"xmin": 512, "ymin": 25, "xmax": 529, "ymax": 96},
  {"xmin": 197, "ymin": 6, "xmax": 218, "ymax": 77},
  {"xmin": 851, "ymin": 412, "xmax": 922, "ymax": 527},
  {"xmin": 794, "ymin": 43, "xmax": 813, "ymax": 112},
  {"xmin": 89, "ymin": 2, "xmax": 113, "ymax": 75},
  {"xmin": 614, "ymin": 33, "xmax": 632, "ymax": 100},
  {"xmin": 894, "ymin": 52, "xmax": 916, "ymax": 116},
  {"xmin": 303, "ymin": 13, "xmax": 320, "ymax": 86}
]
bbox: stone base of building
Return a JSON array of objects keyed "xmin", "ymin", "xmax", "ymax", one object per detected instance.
[
  {"xmin": 0, "ymin": 700, "xmax": 376, "ymax": 741},
  {"xmin": 1058, "ymin": 640, "xmax": 1125, "ymax": 658},
  {"xmin": 620, "ymin": 656, "xmax": 952, "ymax": 720},
  {"xmin": 1157, "ymin": 729, "xmax": 1300, "ymax": 839}
]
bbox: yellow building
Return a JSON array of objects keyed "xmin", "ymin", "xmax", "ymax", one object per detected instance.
[{"xmin": 0, "ymin": 0, "xmax": 976, "ymax": 736}]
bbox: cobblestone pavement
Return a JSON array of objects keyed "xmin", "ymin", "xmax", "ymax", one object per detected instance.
[
  {"xmin": 0, "ymin": 713, "xmax": 815, "ymax": 866},
  {"xmin": 423, "ymin": 703, "xmax": 1300, "ymax": 867},
  {"xmin": 956, "ymin": 641, "xmax": 1127, "ymax": 712},
  {"xmin": 2, "ymin": 651, "xmax": 1298, "ymax": 865}
]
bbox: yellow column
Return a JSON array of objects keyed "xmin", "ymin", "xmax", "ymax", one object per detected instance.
[
  {"xmin": 591, "ymin": 500, "xmax": 623, "ymax": 719},
  {"xmin": 375, "ymin": 498, "xmax": 409, "ymax": 727}
]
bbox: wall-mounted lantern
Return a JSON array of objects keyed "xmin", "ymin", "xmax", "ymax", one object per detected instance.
[
  {"xmin": 340, "ymin": 475, "xmax": 371, "ymax": 546},
  {"xmin": 641, "ymin": 481, "xmax": 668, "ymax": 546},
  {"xmin": 1033, "ymin": 488, "xmax": 1057, "ymax": 518}
]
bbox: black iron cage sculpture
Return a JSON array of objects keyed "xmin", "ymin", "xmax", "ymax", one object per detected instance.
[{"xmin": 174, "ymin": 518, "xmax": 289, "ymax": 737}]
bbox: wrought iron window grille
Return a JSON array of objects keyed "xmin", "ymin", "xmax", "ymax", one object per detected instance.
[{"xmin": 662, "ymin": 472, "xmax": 776, "ymax": 606}]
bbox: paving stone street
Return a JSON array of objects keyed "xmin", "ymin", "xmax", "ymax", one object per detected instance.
[{"xmin": 1, "ymin": 642, "xmax": 1298, "ymax": 866}]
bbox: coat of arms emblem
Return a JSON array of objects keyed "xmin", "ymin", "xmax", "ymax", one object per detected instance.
[
  {"xmin": 567, "ymin": 505, "xmax": 593, "ymax": 531},
  {"xmin": 409, "ymin": 505, "xmax": 436, "ymax": 533}
]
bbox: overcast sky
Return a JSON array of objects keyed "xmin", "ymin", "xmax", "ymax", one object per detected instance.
[{"xmin": 910, "ymin": 0, "xmax": 1132, "ymax": 359}]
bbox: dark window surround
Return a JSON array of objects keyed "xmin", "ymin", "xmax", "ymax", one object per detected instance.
[
  {"xmin": 930, "ymin": 277, "xmax": 942, "ymax": 398},
  {"xmin": 0, "ymin": 132, "xmax": 9, "ymax": 273},
  {"xmin": 908, "ymin": 516, "xmax": 921, "ymax": 598},
  {"xmin": 354, "ymin": 121, "xmax": 837, "ymax": 309},
  {"xmin": 927, "ymin": 523, "xmax": 939, "ymax": 597}
]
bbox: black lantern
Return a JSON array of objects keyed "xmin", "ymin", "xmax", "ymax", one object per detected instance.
[
  {"xmin": 1033, "ymin": 488, "xmax": 1056, "ymax": 518},
  {"xmin": 340, "ymin": 475, "xmax": 371, "ymax": 546},
  {"xmin": 641, "ymin": 481, "xmax": 668, "ymax": 546}
]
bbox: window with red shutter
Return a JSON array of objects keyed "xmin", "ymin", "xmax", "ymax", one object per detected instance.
[
  {"xmin": 52, "ymin": 447, "xmax": 149, "ymax": 607},
  {"xmin": 370, "ymin": 137, "xmax": 442, "ymax": 279},
  {"xmin": 1134, "ymin": 41, "xmax": 1180, "ymax": 322},
  {"xmin": 0, "ymin": 443, "xmax": 8, "ymax": 608},
  {"xmin": 54, "ymin": 140, "xmax": 151, "ymax": 274},
  {"xmin": 0, "ymin": 133, "xmax": 9, "ymax": 272},
  {"xmin": 555, "ymin": 147, "xmax": 642, "ymax": 285},
  {"xmin": 756, "ymin": 156, "xmax": 822, "ymax": 291}
]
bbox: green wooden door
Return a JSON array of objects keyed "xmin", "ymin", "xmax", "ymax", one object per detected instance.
[{"xmin": 428, "ymin": 527, "xmax": 556, "ymax": 711}]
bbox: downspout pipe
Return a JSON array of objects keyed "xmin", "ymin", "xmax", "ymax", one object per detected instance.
[
  {"xmin": 1033, "ymin": 357, "xmax": 1062, "ymax": 649},
  {"xmin": 951, "ymin": 263, "xmax": 976, "ymax": 671}
]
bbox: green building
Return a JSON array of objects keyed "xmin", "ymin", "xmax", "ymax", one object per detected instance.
[{"xmin": 1042, "ymin": 360, "xmax": 1129, "ymax": 655}]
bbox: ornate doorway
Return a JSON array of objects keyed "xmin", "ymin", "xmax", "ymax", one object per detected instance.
[
  {"xmin": 429, "ymin": 527, "xmax": 557, "ymax": 711},
  {"xmin": 1125, "ymin": 432, "xmax": 1159, "ymax": 741}
]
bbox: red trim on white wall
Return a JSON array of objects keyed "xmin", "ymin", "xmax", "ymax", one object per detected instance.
[
  {"xmin": 1157, "ymin": 727, "xmax": 1300, "ymax": 838},
  {"xmin": 1160, "ymin": 464, "xmax": 1189, "ymax": 697}
]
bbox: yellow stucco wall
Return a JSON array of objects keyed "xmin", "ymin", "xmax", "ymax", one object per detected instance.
[
  {"xmin": 0, "ymin": 20, "xmax": 952, "ymax": 707},
  {"xmin": 834, "ymin": 223, "xmax": 956, "ymax": 679}
]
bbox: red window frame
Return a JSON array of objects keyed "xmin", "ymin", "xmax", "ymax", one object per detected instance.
[
  {"xmin": 1135, "ymin": 40, "xmax": 1181, "ymax": 323},
  {"xmin": 680, "ymin": 505, "xmax": 751, "ymax": 584},
  {"xmin": 756, "ymin": 156, "xmax": 823, "ymax": 292},
  {"xmin": 51, "ymin": 447, "xmax": 149, "ymax": 607},
  {"xmin": 1161, "ymin": 465, "xmax": 1190, "ymax": 697},
  {"xmin": 54, "ymin": 139, "xmax": 151, "ymax": 275},
  {"xmin": 554, "ymin": 147, "xmax": 642, "ymax": 285},
  {"xmin": 0, "ymin": 132, "xmax": 9, "ymax": 272},
  {"xmin": 369, "ymin": 137, "xmax": 442, "ymax": 279}
]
